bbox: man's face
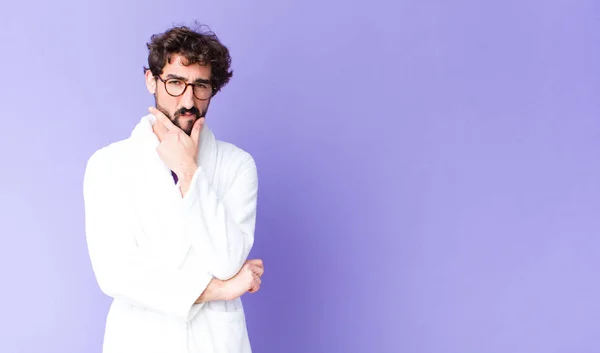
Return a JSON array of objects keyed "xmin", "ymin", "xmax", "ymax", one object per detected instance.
[{"xmin": 145, "ymin": 53, "xmax": 212, "ymax": 135}]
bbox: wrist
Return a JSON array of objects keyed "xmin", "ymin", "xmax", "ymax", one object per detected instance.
[
  {"xmin": 178, "ymin": 162, "xmax": 198, "ymax": 183},
  {"xmin": 196, "ymin": 278, "xmax": 228, "ymax": 303},
  {"xmin": 220, "ymin": 279, "xmax": 232, "ymax": 301},
  {"xmin": 177, "ymin": 162, "xmax": 198, "ymax": 198}
]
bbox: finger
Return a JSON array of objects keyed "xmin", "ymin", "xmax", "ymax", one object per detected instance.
[
  {"xmin": 190, "ymin": 117, "xmax": 204, "ymax": 146},
  {"xmin": 247, "ymin": 259, "xmax": 263, "ymax": 268},
  {"xmin": 152, "ymin": 120, "xmax": 169, "ymax": 142},
  {"xmin": 148, "ymin": 106, "xmax": 177, "ymax": 131},
  {"xmin": 253, "ymin": 273, "xmax": 262, "ymax": 285},
  {"xmin": 252, "ymin": 275, "xmax": 262, "ymax": 291},
  {"xmin": 248, "ymin": 261, "xmax": 263, "ymax": 270},
  {"xmin": 250, "ymin": 267, "xmax": 262, "ymax": 278},
  {"xmin": 252, "ymin": 282, "xmax": 261, "ymax": 293},
  {"xmin": 247, "ymin": 274, "xmax": 260, "ymax": 293},
  {"xmin": 251, "ymin": 265, "xmax": 264, "ymax": 277}
]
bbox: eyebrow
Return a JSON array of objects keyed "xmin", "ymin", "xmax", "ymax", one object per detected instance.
[{"xmin": 165, "ymin": 73, "xmax": 211, "ymax": 85}]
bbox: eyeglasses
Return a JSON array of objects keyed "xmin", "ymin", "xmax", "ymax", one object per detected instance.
[{"xmin": 155, "ymin": 75, "xmax": 214, "ymax": 100}]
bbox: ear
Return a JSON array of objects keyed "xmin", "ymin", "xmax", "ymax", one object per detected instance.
[{"xmin": 145, "ymin": 69, "xmax": 157, "ymax": 94}]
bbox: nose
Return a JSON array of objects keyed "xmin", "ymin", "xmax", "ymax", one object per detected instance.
[{"xmin": 180, "ymin": 84, "xmax": 195, "ymax": 109}]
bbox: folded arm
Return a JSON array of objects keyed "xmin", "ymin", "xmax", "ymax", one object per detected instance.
[
  {"xmin": 83, "ymin": 149, "xmax": 215, "ymax": 322},
  {"xmin": 177, "ymin": 154, "xmax": 258, "ymax": 281}
]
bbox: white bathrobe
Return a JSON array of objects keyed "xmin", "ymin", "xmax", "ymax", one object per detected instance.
[{"xmin": 83, "ymin": 114, "xmax": 258, "ymax": 353}]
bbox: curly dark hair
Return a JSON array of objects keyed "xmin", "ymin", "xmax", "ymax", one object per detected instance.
[{"xmin": 143, "ymin": 23, "xmax": 233, "ymax": 96}]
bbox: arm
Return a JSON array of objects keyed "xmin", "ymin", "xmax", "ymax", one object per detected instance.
[
  {"xmin": 149, "ymin": 109, "xmax": 258, "ymax": 280},
  {"xmin": 83, "ymin": 149, "xmax": 213, "ymax": 322},
  {"xmin": 194, "ymin": 278, "xmax": 226, "ymax": 303},
  {"xmin": 177, "ymin": 154, "xmax": 258, "ymax": 280},
  {"xmin": 195, "ymin": 260, "xmax": 264, "ymax": 303}
]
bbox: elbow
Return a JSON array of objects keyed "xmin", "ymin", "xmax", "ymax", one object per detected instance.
[
  {"xmin": 91, "ymin": 264, "xmax": 119, "ymax": 299},
  {"xmin": 98, "ymin": 284, "xmax": 117, "ymax": 299},
  {"xmin": 95, "ymin": 274, "xmax": 117, "ymax": 299},
  {"xmin": 207, "ymin": 232, "xmax": 255, "ymax": 280},
  {"xmin": 210, "ymin": 253, "xmax": 248, "ymax": 280},
  {"xmin": 211, "ymin": 263, "xmax": 242, "ymax": 281}
]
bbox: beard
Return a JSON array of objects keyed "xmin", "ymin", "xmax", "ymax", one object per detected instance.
[{"xmin": 154, "ymin": 95, "xmax": 209, "ymax": 136}]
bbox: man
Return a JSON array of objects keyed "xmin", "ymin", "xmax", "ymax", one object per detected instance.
[{"xmin": 83, "ymin": 23, "xmax": 263, "ymax": 353}]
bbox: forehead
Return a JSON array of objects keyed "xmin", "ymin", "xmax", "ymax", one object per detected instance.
[{"xmin": 162, "ymin": 54, "xmax": 211, "ymax": 81}]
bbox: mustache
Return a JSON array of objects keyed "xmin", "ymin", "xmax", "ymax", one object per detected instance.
[{"xmin": 174, "ymin": 106, "xmax": 201, "ymax": 117}]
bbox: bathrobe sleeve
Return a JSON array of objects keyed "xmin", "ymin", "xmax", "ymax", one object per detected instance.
[
  {"xmin": 179, "ymin": 152, "xmax": 258, "ymax": 280},
  {"xmin": 83, "ymin": 148, "xmax": 213, "ymax": 322}
]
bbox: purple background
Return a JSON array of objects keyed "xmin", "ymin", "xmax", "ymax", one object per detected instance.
[{"xmin": 1, "ymin": 0, "xmax": 599, "ymax": 352}]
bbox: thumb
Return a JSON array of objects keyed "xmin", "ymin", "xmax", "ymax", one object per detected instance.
[{"xmin": 190, "ymin": 117, "xmax": 204, "ymax": 146}]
